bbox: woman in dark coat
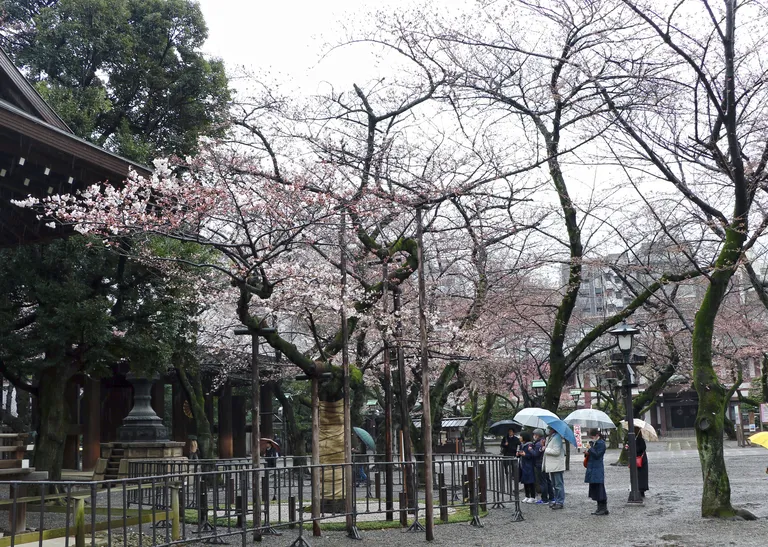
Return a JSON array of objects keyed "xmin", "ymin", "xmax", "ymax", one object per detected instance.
[
  {"xmin": 584, "ymin": 428, "xmax": 608, "ymax": 515},
  {"xmin": 635, "ymin": 427, "xmax": 649, "ymax": 496},
  {"xmin": 518, "ymin": 430, "xmax": 537, "ymax": 502}
]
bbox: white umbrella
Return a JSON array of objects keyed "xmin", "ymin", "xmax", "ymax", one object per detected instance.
[
  {"xmin": 513, "ymin": 407, "xmax": 559, "ymax": 429},
  {"xmin": 563, "ymin": 409, "xmax": 616, "ymax": 429},
  {"xmin": 620, "ymin": 418, "xmax": 659, "ymax": 441}
]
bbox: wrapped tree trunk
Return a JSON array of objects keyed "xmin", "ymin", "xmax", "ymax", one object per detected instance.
[{"xmin": 318, "ymin": 399, "xmax": 345, "ymax": 511}]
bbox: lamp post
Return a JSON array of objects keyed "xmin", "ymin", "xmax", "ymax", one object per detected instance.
[
  {"xmin": 608, "ymin": 321, "xmax": 643, "ymax": 505},
  {"xmin": 570, "ymin": 389, "xmax": 582, "ymax": 409},
  {"xmin": 531, "ymin": 379, "xmax": 547, "ymax": 406}
]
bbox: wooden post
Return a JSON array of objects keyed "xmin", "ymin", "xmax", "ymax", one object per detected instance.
[
  {"xmin": 63, "ymin": 379, "xmax": 79, "ymax": 470},
  {"xmin": 75, "ymin": 497, "xmax": 85, "ymax": 547},
  {"xmin": 311, "ymin": 377, "xmax": 321, "ymax": 537},
  {"xmin": 394, "ymin": 287, "xmax": 415, "ymax": 508},
  {"xmin": 251, "ymin": 334, "xmax": 262, "ymax": 541},
  {"xmin": 416, "ymin": 207, "xmax": 434, "ymax": 540},
  {"xmin": 382, "ymin": 259, "xmax": 395, "ymax": 522},
  {"xmin": 288, "ymin": 496, "xmax": 296, "ymax": 529},
  {"xmin": 260, "ymin": 383, "xmax": 274, "ymax": 440},
  {"xmin": 218, "ymin": 381, "xmax": 233, "ymax": 459},
  {"xmin": 439, "ymin": 487, "xmax": 448, "ymax": 523},
  {"xmin": 171, "ymin": 484, "xmax": 181, "ymax": 540},
  {"xmin": 205, "ymin": 392, "xmax": 215, "ymax": 435},
  {"xmin": 82, "ymin": 377, "xmax": 101, "ymax": 470},
  {"xmin": 232, "ymin": 395, "xmax": 247, "ymax": 457},
  {"xmin": 340, "ymin": 212, "xmax": 355, "ymax": 535},
  {"xmin": 399, "ymin": 492, "xmax": 407, "ymax": 527},
  {"xmin": 478, "ymin": 463, "xmax": 487, "ymax": 511},
  {"xmin": 10, "ymin": 483, "xmax": 27, "ymax": 534}
]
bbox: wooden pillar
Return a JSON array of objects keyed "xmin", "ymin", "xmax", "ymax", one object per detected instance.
[
  {"xmin": 204, "ymin": 392, "xmax": 214, "ymax": 431},
  {"xmin": 232, "ymin": 395, "xmax": 246, "ymax": 457},
  {"xmin": 260, "ymin": 382, "xmax": 274, "ymax": 439},
  {"xmin": 172, "ymin": 381, "xmax": 190, "ymax": 453},
  {"xmin": 63, "ymin": 379, "xmax": 79, "ymax": 470},
  {"xmin": 218, "ymin": 382, "xmax": 233, "ymax": 459},
  {"xmin": 151, "ymin": 381, "xmax": 165, "ymax": 421},
  {"xmin": 82, "ymin": 377, "xmax": 101, "ymax": 470}
]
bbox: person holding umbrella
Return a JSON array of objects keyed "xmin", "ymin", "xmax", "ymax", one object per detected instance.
[
  {"xmin": 585, "ymin": 428, "xmax": 608, "ymax": 515},
  {"xmin": 533, "ymin": 428, "xmax": 553, "ymax": 504},
  {"xmin": 500, "ymin": 427, "xmax": 521, "ymax": 474},
  {"xmin": 634, "ymin": 427, "xmax": 649, "ymax": 497},
  {"xmin": 517, "ymin": 431, "xmax": 537, "ymax": 502},
  {"xmin": 543, "ymin": 427, "xmax": 566, "ymax": 509}
]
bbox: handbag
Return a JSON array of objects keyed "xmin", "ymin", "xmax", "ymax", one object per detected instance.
[
  {"xmin": 583, "ymin": 452, "xmax": 589, "ymax": 468},
  {"xmin": 636, "ymin": 454, "xmax": 643, "ymax": 468}
]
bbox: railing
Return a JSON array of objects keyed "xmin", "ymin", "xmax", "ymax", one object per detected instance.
[{"xmin": 0, "ymin": 455, "xmax": 523, "ymax": 547}]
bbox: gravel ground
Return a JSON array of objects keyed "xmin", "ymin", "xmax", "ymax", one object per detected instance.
[
  {"xmin": 6, "ymin": 440, "xmax": 768, "ymax": 546},
  {"xmin": 209, "ymin": 440, "xmax": 768, "ymax": 547}
]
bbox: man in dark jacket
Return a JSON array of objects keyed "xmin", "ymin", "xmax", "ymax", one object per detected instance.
[
  {"xmin": 584, "ymin": 428, "xmax": 608, "ymax": 515},
  {"xmin": 500, "ymin": 428, "xmax": 521, "ymax": 474}
]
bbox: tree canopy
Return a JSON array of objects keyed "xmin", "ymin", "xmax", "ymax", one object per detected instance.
[{"xmin": 0, "ymin": 0, "xmax": 231, "ymax": 163}]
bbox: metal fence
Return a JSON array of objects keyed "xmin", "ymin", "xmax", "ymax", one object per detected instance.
[{"xmin": 0, "ymin": 455, "xmax": 524, "ymax": 547}]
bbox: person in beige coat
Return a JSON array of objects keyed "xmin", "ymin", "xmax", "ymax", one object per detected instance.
[{"xmin": 542, "ymin": 428, "xmax": 566, "ymax": 509}]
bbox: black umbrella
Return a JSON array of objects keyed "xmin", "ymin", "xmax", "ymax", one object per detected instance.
[{"xmin": 488, "ymin": 420, "xmax": 522, "ymax": 436}]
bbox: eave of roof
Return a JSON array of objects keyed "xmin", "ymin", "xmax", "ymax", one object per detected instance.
[
  {"xmin": 0, "ymin": 99, "xmax": 151, "ymax": 179},
  {"xmin": 0, "ymin": 48, "xmax": 71, "ymax": 132}
]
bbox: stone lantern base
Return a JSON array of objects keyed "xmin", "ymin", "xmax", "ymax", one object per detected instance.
[{"xmin": 92, "ymin": 373, "xmax": 186, "ymax": 481}]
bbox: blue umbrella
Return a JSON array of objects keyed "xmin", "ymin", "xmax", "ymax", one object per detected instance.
[{"xmin": 540, "ymin": 415, "xmax": 577, "ymax": 446}]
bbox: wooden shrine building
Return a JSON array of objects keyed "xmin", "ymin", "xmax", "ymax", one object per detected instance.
[{"xmin": 0, "ymin": 47, "xmax": 253, "ymax": 471}]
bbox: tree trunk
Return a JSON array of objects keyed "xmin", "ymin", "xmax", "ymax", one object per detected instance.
[
  {"xmin": 33, "ymin": 366, "xmax": 76, "ymax": 481},
  {"xmin": 692, "ymin": 227, "xmax": 751, "ymax": 518},
  {"xmin": 723, "ymin": 415, "xmax": 737, "ymax": 441},
  {"xmin": 472, "ymin": 394, "xmax": 495, "ymax": 453},
  {"xmin": 176, "ymin": 365, "xmax": 213, "ymax": 460},
  {"xmin": 761, "ymin": 353, "xmax": 768, "ymax": 404},
  {"xmin": 318, "ymin": 399, "xmax": 344, "ymax": 504},
  {"xmin": 16, "ymin": 387, "xmax": 30, "ymax": 429}
]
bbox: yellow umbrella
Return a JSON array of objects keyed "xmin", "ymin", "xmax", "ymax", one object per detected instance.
[{"xmin": 748, "ymin": 431, "xmax": 768, "ymax": 449}]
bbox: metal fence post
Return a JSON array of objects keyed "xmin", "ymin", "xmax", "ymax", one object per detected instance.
[{"xmin": 467, "ymin": 465, "xmax": 482, "ymax": 527}]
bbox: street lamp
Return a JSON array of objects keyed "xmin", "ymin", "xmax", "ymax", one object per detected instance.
[
  {"xmin": 570, "ymin": 389, "xmax": 582, "ymax": 408},
  {"xmin": 607, "ymin": 321, "xmax": 643, "ymax": 505},
  {"xmin": 532, "ymin": 379, "xmax": 547, "ymax": 406}
]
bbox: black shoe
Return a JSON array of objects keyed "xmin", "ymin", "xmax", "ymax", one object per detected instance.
[{"xmin": 551, "ymin": 503, "xmax": 564, "ymax": 510}]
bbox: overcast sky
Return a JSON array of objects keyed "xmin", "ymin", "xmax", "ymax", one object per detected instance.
[{"xmin": 196, "ymin": 0, "xmax": 407, "ymax": 92}]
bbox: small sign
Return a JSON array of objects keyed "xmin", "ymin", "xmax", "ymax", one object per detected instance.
[
  {"xmin": 760, "ymin": 403, "xmax": 768, "ymax": 423},
  {"xmin": 749, "ymin": 423, "xmax": 756, "ymax": 432},
  {"xmin": 735, "ymin": 405, "xmax": 741, "ymax": 425},
  {"xmin": 573, "ymin": 425, "xmax": 583, "ymax": 449}
]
